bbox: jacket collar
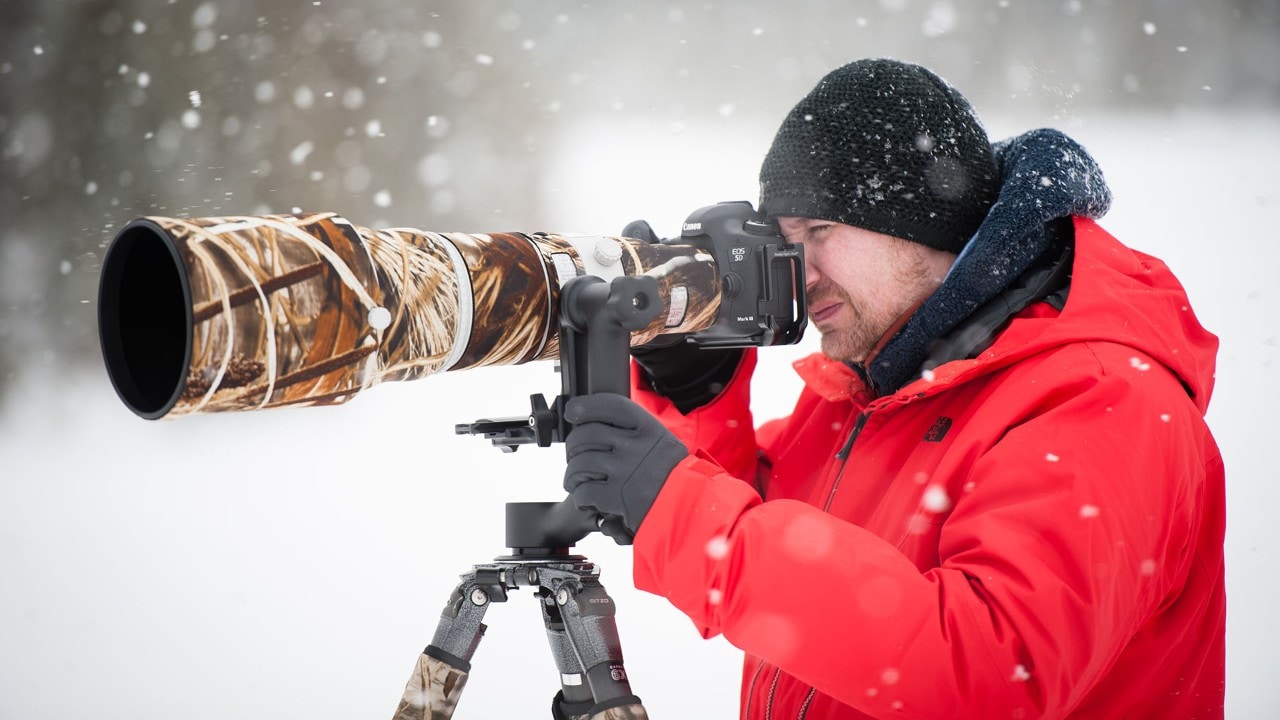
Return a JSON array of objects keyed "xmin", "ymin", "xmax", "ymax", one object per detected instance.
[{"xmin": 858, "ymin": 128, "xmax": 1112, "ymax": 397}]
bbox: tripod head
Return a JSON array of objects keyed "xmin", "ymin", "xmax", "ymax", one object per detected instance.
[
  {"xmin": 456, "ymin": 273, "xmax": 662, "ymax": 551},
  {"xmin": 455, "ymin": 202, "xmax": 804, "ymax": 550}
]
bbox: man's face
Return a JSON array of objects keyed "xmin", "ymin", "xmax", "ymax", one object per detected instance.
[{"xmin": 777, "ymin": 217, "xmax": 956, "ymax": 364}]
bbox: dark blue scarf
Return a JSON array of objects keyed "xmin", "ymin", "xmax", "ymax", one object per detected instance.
[{"xmin": 861, "ymin": 128, "xmax": 1114, "ymax": 396}]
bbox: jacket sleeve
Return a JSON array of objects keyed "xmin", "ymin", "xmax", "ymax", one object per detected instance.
[
  {"xmin": 630, "ymin": 348, "xmax": 763, "ymax": 484},
  {"xmin": 632, "ymin": 347, "xmax": 1221, "ymax": 718}
]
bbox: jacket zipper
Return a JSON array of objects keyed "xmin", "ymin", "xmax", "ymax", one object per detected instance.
[
  {"xmin": 749, "ymin": 660, "xmax": 819, "ymax": 720},
  {"xmin": 745, "ymin": 659, "xmax": 767, "ymax": 718},
  {"xmin": 797, "ymin": 687, "xmax": 817, "ymax": 719},
  {"xmin": 835, "ymin": 411, "xmax": 870, "ymax": 461},
  {"xmin": 824, "ymin": 411, "xmax": 870, "ymax": 512},
  {"xmin": 765, "ymin": 665, "xmax": 783, "ymax": 719}
]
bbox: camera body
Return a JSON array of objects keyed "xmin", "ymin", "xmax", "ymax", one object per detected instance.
[{"xmin": 675, "ymin": 200, "xmax": 806, "ymax": 349}]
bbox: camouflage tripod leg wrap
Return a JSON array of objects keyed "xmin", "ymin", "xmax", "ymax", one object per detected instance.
[{"xmin": 392, "ymin": 652, "xmax": 470, "ymax": 720}]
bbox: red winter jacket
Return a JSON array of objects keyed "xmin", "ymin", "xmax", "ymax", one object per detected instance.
[{"xmin": 630, "ymin": 218, "xmax": 1225, "ymax": 719}]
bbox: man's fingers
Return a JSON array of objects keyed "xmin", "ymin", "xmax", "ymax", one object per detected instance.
[
  {"xmin": 564, "ymin": 470, "xmax": 608, "ymax": 492},
  {"xmin": 565, "ymin": 439, "xmax": 613, "ymax": 461}
]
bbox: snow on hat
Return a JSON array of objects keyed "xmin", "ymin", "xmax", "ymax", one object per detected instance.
[{"xmin": 759, "ymin": 58, "xmax": 1000, "ymax": 254}]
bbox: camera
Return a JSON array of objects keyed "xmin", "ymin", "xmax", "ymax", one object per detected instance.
[{"xmin": 97, "ymin": 201, "xmax": 805, "ymax": 419}]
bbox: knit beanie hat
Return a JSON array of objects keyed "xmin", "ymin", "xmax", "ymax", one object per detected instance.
[{"xmin": 759, "ymin": 58, "xmax": 1000, "ymax": 254}]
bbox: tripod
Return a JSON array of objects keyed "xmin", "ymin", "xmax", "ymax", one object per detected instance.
[{"xmin": 392, "ymin": 275, "xmax": 661, "ymax": 720}]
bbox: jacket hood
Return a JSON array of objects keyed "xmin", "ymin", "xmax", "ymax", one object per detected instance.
[
  {"xmin": 968, "ymin": 130, "xmax": 1217, "ymax": 413},
  {"xmin": 865, "ymin": 128, "xmax": 1112, "ymax": 395},
  {"xmin": 996, "ymin": 217, "xmax": 1219, "ymax": 413},
  {"xmin": 852, "ymin": 128, "xmax": 1218, "ymax": 413}
]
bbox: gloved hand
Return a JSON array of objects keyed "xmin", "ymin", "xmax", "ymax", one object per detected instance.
[
  {"xmin": 563, "ymin": 393, "xmax": 688, "ymax": 544},
  {"xmin": 623, "ymin": 219, "xmax": 744, "ymax": 414}
]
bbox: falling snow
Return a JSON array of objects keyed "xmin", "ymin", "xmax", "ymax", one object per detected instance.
[
  {"xmin": 293, "ymin": 85, "xmax": 315, "ymax": 109},
  {"xmin": 705, "ymin": 535, "xmax": 730, "ymax": 560},
  {"xmin": 921, "ymin": 485, "xmax": 952, "ymax": 513},
  {"xmin": 254, "ymin": 81, "xmax": 276, "ymax": 103},
  {"xmin": 290, "ymin": 141, "xmax": 315, "ymax": 165},
  {"xmin": 367, "ymin": 306, "xmax": 392, "ymax": 330},
  {"xmin": 192, "ymin": 2, "xmax": 218, "ymax": 29},
  {"xmin": 1079, "ymin": 504, "xmax": 1101, "ymax": 519}
]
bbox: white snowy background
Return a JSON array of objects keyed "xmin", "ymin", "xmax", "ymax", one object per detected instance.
[{"xmin": 2, "ymin": 2, "xmax": 1277, "ymax": 718}]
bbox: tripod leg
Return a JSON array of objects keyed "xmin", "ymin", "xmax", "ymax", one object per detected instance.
[
  {"xmin": 554, "ymin": 579, "xmax": 649, "ymax": 719},
  {"xmin": 394, "ymin": 575, "xmax": 497, "ymax": 720},
  {"xmin": 539, "ymin": 588, "xmax": 597, "ymax": 719}
]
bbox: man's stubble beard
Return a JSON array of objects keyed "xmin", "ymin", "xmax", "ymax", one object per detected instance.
[{"xmin": 812, "ymin": 242, "xmax": 942, "ymax": 365}]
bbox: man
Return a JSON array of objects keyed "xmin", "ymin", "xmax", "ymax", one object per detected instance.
[{"xmin": 563, "ymin": 58, "xmax": 1225, "ymax": 719}]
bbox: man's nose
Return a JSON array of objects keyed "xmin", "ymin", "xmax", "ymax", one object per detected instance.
[{"xmin": 802, "ymin": 252, "xmax": 822, "ymax": 290}]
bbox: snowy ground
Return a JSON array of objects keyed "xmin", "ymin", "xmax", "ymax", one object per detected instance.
[{"xmin": 1, "ymin": 111, "xmax": 1276, "ymax": 718}]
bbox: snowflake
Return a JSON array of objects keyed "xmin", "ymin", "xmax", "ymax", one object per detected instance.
[
  {"xmin": 705, "ymin": 535, "xmax": 730, "ymax": 560},
  {"xmin": 921, "ymin": 485, "xmax": 951, "ymax": 513}
]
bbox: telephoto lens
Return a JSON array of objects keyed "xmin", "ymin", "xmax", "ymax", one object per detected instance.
[{"xmin": 97, "ymin": 212, "xmax": 723, "ymax": 419}]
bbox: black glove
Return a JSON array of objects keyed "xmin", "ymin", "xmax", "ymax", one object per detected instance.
[
  {"xmin": 563, "ymin": 393, "xmax": 688, "ymax": 543},
  {"xmin": 623, "ymin": 219, "xmax": 745, "ymax": 414}
]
